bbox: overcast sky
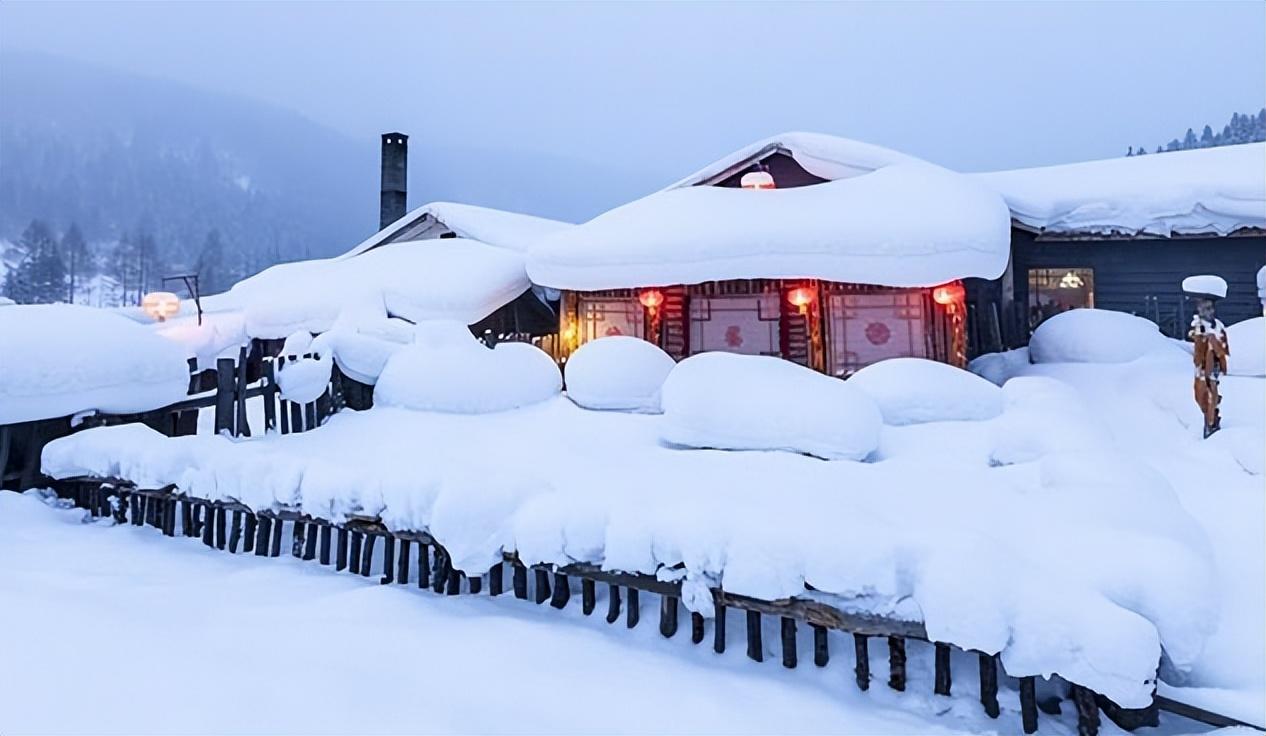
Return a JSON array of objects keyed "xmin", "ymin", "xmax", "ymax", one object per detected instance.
[{"xmin": 3, "ymin": 1, "xmax": 1264, "ymax": 178}]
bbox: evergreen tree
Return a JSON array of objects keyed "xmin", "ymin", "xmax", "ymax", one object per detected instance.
[
  {"xmin": 113, "ymin": 233, "xmax": 141, "ymax": 305},
  {"xmin": 61, "ymin": 223, "xmax": 89, "ymax": 303},
  {"xmin": 1135, "ymin": 144, "xmax": 1147, "ymax": 155},
  {"xmin": 1182, "ymin": 128, "xmax": 1199, "ymax": 150},
  {"xmin": 4, "ymin": 219, "xmax": 66, "ymax": 304},
  {"xmin": 1200, "ymin": 125, "xmax": 1215, "ymax": 148},
  {"xmin": 195, "ymin": 229, "xmax": 227, "ymax": 295}
]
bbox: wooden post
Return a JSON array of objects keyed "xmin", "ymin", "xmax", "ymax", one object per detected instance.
[
  {"xmin": 934, "ymin": 642, "xmax": 952, "ymax": 696},
  {"xmin": 550, "ymin": 573, "xmax": 570, "ymax": 609},
  {"xmin": 235, "ymin": 346, "xmax": 250, "ymax": 437},
  {"xmin": 303, "ymin": 524, "xmax": 318, "ymax": 561},
  {"xmin": 291, "ymin": 521, "xmax": 306, "ymax": 557},
  {"xmin": 445, "ymin": 568, "xmax": 461, "ymax": 595},
  {"xmin": 469, "ymin": 574, "xmax": 482, "ymax": 595},
  {"xmin": 229, "ymin": 510, "xmax": 243, "ymax": 553},
  {"xmin": 1071, "ymin": 685, "xmax": 1100, "ymax": 736},
  {"xmin": 780, "ymin": 617, "xmax": 796, "ymax": 668},
  {"xmin": 488, "ymin": 562, "xmax": 503, "ymax": 596},
  {"xmin": 813, "ymin": 625, "xmax": 829, "ymax": 667},
  {"xmin": 362, "ymin": 532, "xmax": 378, "ymax": 576},
  {"xmin": 262, "ymin": 360, "xmax": 278, "ymax": 433},
  {"xmin": 534, "ymin": 568, "xmax": 551, "ymax": 604},
  {"xmin": 181, "ymin": 499, "xmax": 194, "ymax": 537},
  {"xmin": 289, "ymin": 402, "xmax": 303, "ymax": 434},
  {"xmin": 380, "ymin": 535, "xmax": 395, "ymax": 584},
  {"xmin": 348, "ymin": 531, "xmax": 362, "ymax": 574},
  {"xmin": 336, "ymin": 527, "xmax": 349, "ymax": 571},
  {"xmin": 418, "ymin": 543, "xmax": 430, "ymax": 589},
  {"xmin": 745, "ymin": 610, "xmax": 763, "ymax": 662},
  {"xmin": 888, "ymin": 636, "xmax": 906, "ymax": 691},
  {"xmin": 214, "ymin": 357, "xmax": 235, "ymax": 435},
  {"xmin": 659, "ymin": 595, "xmax": 678, "ymax": 638},
  {"xmin": 319, "ymin": 525, "xmax": 332, "ymax": 565},
  {"xmin": 581, "ymin": 578, "xmax": 596, "ymax": 615},
  {"xmin": 691, "ymin": 612, "xmax": 705, "ymax": 644},
  {"xmin": 714, "ymin": 601, "xmax": 726, "ymax": 653},
  {"xmin": 201, "ymin": 504, "xmax": 215, "ymax": 547},
  {"xmin": 396, "ymin": 539, "xmax": 410, "ymax": 584},
  {"xmin": 979, "ymin": 652, "xmax": 999, "ymax": 719},
  {"xmin": 853, "ymin": 634, "xmax": 870, "ymax": 691},
  {"xmin": 279, "ymin": 397, "xmax": 291, "ymax": 434},
  {"xmin": 254, "ymin": 514, "xmax": 270, "ymax": 556},
  {"xmin": 430, "ymin": 549, "xmax": 447, "ymax": 594},
  {"xmin": 269, "ymin": 518, "xmax": 282, "ymax": 557},
  {"xmin": 513, "ymin": 563, "xmax": 527, "ymax": 600},
  {"xmin": 244, "ymin": 513, "xmax": 257, "ymax": 552},
  {"xmin": 605, "ymin": 584, "xmax": 621, "ymax": 624},
  {"xmin": 626, "ymin": 588, "xmax": 640, "ymax": 629},
  {"xmin": 215, "ymin": 506, "xmax": 227, "ymax": 550},
  {"xmin": 163, "ymin": 498, "xmax": 176, "ymax": 536},
  {"xmin": 1020, "ymin": 676, "xmax": 1038, "ymax": 734}
]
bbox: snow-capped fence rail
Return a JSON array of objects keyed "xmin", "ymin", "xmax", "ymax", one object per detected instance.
[{"xmin": 44, "ymin": 478, "xmax": 1263, "ymax": 736}]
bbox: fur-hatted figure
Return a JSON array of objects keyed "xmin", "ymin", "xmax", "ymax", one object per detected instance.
[{"xmin": 1185, "ymin": 277, "xmax": 1230, "ymax": 438}]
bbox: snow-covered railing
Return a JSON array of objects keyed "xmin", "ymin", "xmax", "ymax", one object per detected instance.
[{"xmin": 47, "ymin": 476, "xmax": 1264, "ymax": 736}]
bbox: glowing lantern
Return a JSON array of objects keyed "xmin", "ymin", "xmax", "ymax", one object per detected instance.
[
  {"xmin": 740, "ymin": 170, "xmax": 776, "ymax": 190},
  {"xmin": 141, "ymin": 291, "xmax": 181, "ymax": 322},
  {"xmin": 1058, "ymin": 271, "xmax": 1085, "ymax": 289},
  {"xmin": 787, "ymin": 286, "xmax": 816, "ymax": 315},
  {"xmin": 638, "ymin": 289, "xmax": 665, "ymax": 312},
  {"xmin": 932, "ymin": 283, "xmax": 965, "ymax": 306}
]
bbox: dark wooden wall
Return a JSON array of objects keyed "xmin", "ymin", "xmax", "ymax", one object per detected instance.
[{"xmin": 712, "ymin": 152, "xmax": 829, "ymax": 189}]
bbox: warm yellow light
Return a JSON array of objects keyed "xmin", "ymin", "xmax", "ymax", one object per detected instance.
[
  {"xmin": 740, "ymin": 171, "xmax": 776, "ymax": 190},
  {"xmin": 561, "ymin": 319, "xmax": 578, "ymax": 343},
  {"xmin": 142, "ymin": 291, "xmax": 181, "ymax": 322},
  {"xmin": 638, "ymin": 289, "xmax": 665, "ymax": 311},
  {"xmin": 787, "ymin": 286, "xmax": 815, "ymax": 314},
  {"xmin": 932, "ymin": 283, "xmax": 965, "ymax": 306}
]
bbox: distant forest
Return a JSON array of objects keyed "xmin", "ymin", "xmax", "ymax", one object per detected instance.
[{"xmin": 1126, "ymin": 108, "xmax": 1266, "ymax": 156}]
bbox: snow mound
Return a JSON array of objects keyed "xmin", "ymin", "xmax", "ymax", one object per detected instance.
[
  {"xmin": 375, "ymin": 322, "xmax": 561, "ymax": 414},
  {"xmin": 0, "ymin": 304, "xmax": 191, "ymax": 424},
  {"xmin": 1206, "ymin": 426, "xmax": 1265, "ymax": 475},
  {"xmin": 968, "ymin": 347, "xmax": 1031, "ymax": 386},
  {"xmin": 991, "ymin": 376, "xmax": 1113, "ymax": 464},
  {"xmin": 276, "ymin": 353, "xmax": 332, "ymax": 404},
  {"xmin": 1030, "ymin": 309, "xmax": 1177, "ymax": 364},
  {"xmin": 847, "ymin": 358, "xmax": 1003, "ymax": 425},
  {"xmin": 564, "ymin": 337, "xmax": 675, "ymax": 413},
  {"xmin": 1226, "ymin": 317, "xmax": 1264, "ymax": 377},
  {"xmin": 660, "ymin": 352, "xmax": 881, "ymax": 460}
]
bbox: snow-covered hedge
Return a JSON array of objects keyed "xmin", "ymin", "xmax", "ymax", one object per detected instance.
[
  {"xmin": 1226, "ymin": 317, "xmax": 1264, "ymax": 377},
  {"xmin": 1029, "ymin": 309, "xmax": 1177, "ymax": 364},
  {"xmin": 847, "ymin": 357, "xmax": 1003, "ymax": 425},
  {"xmin": 660, "ymin": 352, "xmax": 881, "ymax": 460},
  {"xmin": 564, "ymin": 337, "xmax": 675, "ymax": 413},
  {"xmin": 374, "ymin": 321, "xmax": 561, "ymax": 414}
]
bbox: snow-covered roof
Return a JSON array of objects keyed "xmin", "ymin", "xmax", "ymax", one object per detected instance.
[
  {"xmin": 220, "ymin": 237, "xmax": 530, "ymax": 339},
  {"xmin": 0, "ymin": 304, "xmax": 191, "ymax": 424},
  {"xmin": 665, "ymin": 131, "xmax": 923, "ymax": 189},
  {"xmin": 974, "ymin": 143, "xmax": 1266, "ymax": 237},
  {"xmin": 528, "ymin": 138, "xmax": 1013, "ymax": 290},
  {"xmin": 340, "ymin": 201, "xmax": 571, "ymax": 259}
]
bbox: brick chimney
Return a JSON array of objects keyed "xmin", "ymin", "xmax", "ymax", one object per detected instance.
[{"xmin": 380, "ymin": 132, "xmax": 408, "ymax": 231}]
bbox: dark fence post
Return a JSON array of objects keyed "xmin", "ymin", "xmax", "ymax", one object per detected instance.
[
  {"xmin": 214, "ymin": 358, "xmax": 235, "ymax": 436},
  {"xmin": 262, "ymin": 359, "xmax": 278, "ymax": 434},
  {"xmin": 235, "ymin": 346, "xmax": 250, "ymax": 437}
]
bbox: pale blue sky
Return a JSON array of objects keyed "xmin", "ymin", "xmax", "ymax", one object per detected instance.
[{"xmin": 3, "ymin": 1, "xmax": 1263, "ymax": 178}]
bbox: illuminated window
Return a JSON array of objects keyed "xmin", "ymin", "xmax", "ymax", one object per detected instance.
[
  {"xmin": 825, "ymin": 291, "xmax": 928, "ymax": 376},
  {"xmin": 1028, "ymin": 268, "xmax": 1095, "ymax": 330},
  {"xmin": 689, "ymin": 293, "xmax": 781, "ymax": 356},
  {"xmin": 578, "ymin": 297, "xmax": 645, "ymax": 344}
]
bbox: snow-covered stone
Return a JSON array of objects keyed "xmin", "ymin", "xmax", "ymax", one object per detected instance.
[
  {"xmin": 1182, "ymin": 274, "xmax": 1229, "ymax": 299},
  {"xmin": 1029, "ymin": 309, "xmax": 1178, "ymax": 364},
  {"xmin": 1226, "ymin": 317, "xmax": 1264, "ymax": 377},
  {"xmin": 564, "ymin": 336, "xmax": 675, "ymax": 413},
  {"xmin": 660, "ymin": 352, "xmax": 881, "ymax": 460},
  {"xmin": 847, "ymin": 357, "xmax": 1003, "ymax": 425},
  {"xmin": 0, "ymin": 304, "xmax": 191, "ymax": 424},
  {"xmin": 374, "ymin": 322, "xmax": 561, "ymax": 414}
]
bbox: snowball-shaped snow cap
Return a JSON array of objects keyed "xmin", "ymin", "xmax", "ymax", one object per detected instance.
[
  {"xmin": 1030, "ymin": 309, "xmax": 1179, "ymax": 364},
  {"xmin": 660, "ymin": 352, "xmax": 881, "ymax": 460},
  {"xmin": 565, "ymin": 337, "xmax": 675, "ymax": 413},
  {"xmin": 847, "ymin": 357, "xmax": 1003, "ymax": 425},
  {"xmin": 1182, "ymin": 274, "xmax": 1228, "ymax": 300}
]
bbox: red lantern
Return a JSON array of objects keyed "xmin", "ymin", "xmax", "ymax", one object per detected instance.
[
  {"xmin": 638, "ymin": 289, "xmax": 665, "ymax": 311},
  {"xmin": 787, "ymin": 286, "xmax": 815, "ymax": 315},
  {"xmin": 932, "ymin": 283, "xmax": 965, "ymax": 306}
]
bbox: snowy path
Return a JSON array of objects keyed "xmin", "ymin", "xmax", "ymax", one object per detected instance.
[{"xmin": 0, "ymin": 490, "xmax": 1196, "ymax": 736}]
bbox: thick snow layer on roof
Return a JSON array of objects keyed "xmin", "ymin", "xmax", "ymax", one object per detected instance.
[
  {"xmin": 666, "ymin": 131, "xmax": 923, "ymax": 189},
  {"xmin": 528, "ymin": 163, "xmax": 1012, "ymax": 290},
  {"xmin": 975, "ymin": 143, "xmax": 1266, "ymax": 236},
  {"xmin": 341, "ymin": 201, "xmax": 572, "ymax": 259},
  {"xmin": 222, "ymin": 238, "xmax": 530, "ymax": 339},
  {"xmin": 0, "ymin": 304, "xmax": 191, "ymax": 424}
]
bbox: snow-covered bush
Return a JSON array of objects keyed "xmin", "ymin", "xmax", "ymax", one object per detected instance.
[
  {"xmin": 660, "ymin": 352, "xmax": 881, "ymax": 460},
  {"xmin": 847, "ymin": 357, "xmax": 1002, "ymax": 425},
  {"xmin": 990, "ymin": 376, "xmax": 1112, "ymax": 464},
  {"xmin": 1030, "ymin": 309, "xmax": 1177, "ymax": 364},
  {"xmin": 1226, "ymin": 316, "xmax": 1264, "ymax": 377},
  {"xmin": 375, "ymin": 321, "xmax": 561, "ymax": 413},
  {"xmin": 564, "ymin": 336, "xmax": 675, "ymax": 413}
]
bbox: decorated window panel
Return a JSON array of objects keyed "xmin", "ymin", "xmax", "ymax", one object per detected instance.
[
  {"xmin": 1027, "ymin": 268, "xmax": 1094, "ymax": 331},
  {"xmin": 578, "ymin": 297, "xmax": 645, "ymax": 345},
  {"xmin": 826, "ymin": 291, "xmax": 928, "ymax": 376},
  {"xmin": 689, "ymin": 293, "xmax": 781, "ymax": 356}
]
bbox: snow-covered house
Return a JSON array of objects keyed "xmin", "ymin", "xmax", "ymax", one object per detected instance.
[
  {"xmin": 528, "ymin": 133, "xmax": 1013, "ymax": 376},
  {"xmin": 972, "ymin": 143, "xmax": 1266, "ymax": 349}
]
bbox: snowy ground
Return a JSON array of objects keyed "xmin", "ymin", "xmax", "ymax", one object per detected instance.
[{"xmin": 0, "ymin": 489, "xmax": 1182, "ymax": 736}]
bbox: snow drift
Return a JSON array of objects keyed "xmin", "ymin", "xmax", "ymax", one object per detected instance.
[
  {"xmin": 1029, "ymin": 309, "xmax": 1179, "ymax": 364},
  {"xmin": 564, "ymin": 336, "xmax": 675, "ymax": 413},
  {"xmin": 847, "ymin": 358, "xmax": 1003, "ymax": 425}
]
